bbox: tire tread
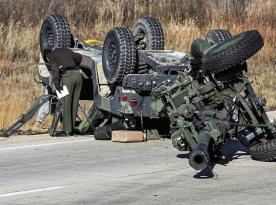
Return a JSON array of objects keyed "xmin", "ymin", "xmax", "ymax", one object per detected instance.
[
  {"xmin": 250, "ymin": 139, "xmax": 276, "ymax": 161},
  {"xmin": 103, "ymin": 28, "xmax": 137, "ymax": 84},
  {"xmin": 133, "ymin": 17, "xmax": 164, "ymax": 50},
  {"xmin": 202, "ymin": 30, "xmax": 264, "ymax": 73}
]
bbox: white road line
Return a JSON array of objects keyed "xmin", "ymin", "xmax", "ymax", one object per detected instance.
[
  {"xmin": 0, "ymin": 139, "xmax": 92, "ymax": 152},
  {"xmin": 0, "ymin": 186, "xmax": 64, "ymax": 198}
]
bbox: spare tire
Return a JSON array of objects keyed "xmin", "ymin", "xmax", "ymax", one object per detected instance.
[
  {"xmin": 132, "ymin": 17, "xmax": 164, "ymax": 50},
  {"xmin": 206, "ymin": 29, "xmax": 232, "ymax": 45},
  {"xmin": 250, "ymin": 139, "xmax": 276, "ymax": 162},
  {"xmin": 202, "ymin": 30, "xmax": 264, "ymax": 74},
  {"xmin": 103, "ymin": 27, "xmax": 137, "ymax": 85},
  {"xmin": 40, "ymin": 14, "xmax": 72, "ymax": 62}
]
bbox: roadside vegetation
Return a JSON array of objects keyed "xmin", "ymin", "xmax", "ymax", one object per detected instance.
[{"xmin": 0, "ymin": 0, "xmax": 275, "ymax": 131}]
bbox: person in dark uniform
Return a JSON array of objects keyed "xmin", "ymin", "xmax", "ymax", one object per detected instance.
[{"xmin": 43, "ymin": 48, "xmax": 83, "ymax": 136}]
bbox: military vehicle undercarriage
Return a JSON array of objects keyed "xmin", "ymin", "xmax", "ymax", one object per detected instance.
[{"xmin": 2, "ymin": 14, "xmax": 276, "ymax": 171}]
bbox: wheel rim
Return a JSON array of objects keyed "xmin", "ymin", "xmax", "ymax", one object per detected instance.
[
  {"xmin": 134, "ymin": 26, "xmax": 148, "ymax": 50},
  {"xmin": 105, "ymin": 39, "xmax": 119, "ymax": 73}
]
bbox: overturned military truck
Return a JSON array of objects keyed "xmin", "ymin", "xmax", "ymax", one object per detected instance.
[{"xmin": 2, "ymin": 14, "xmax": 276, "ymax": 170}]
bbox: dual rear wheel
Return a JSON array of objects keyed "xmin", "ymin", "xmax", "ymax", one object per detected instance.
[{"xmin": 102, "ymin": 17, "xmax": 164, "ymax": 85}]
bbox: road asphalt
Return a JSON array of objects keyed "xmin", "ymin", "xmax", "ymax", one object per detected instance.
[{"xmin": 0, "ymin": 111, "xmax": 275, "ymax": 205}]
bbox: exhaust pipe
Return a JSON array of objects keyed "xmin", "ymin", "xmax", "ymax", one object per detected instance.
[{"xmin": 189, "ymin": 130, "xmax": 211, "ymax": 170}]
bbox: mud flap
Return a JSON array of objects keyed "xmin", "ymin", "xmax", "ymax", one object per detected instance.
[{"xmin": 0, "ymin": 95, "xmax": 51, "ymax": 137}]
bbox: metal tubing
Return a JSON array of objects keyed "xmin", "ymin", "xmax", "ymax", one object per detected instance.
[{"xmin": 189, "ymin": 130, "xmax": 211, "ymax": 170}]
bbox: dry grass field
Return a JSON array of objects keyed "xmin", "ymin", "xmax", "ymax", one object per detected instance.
[{"xmin": 0, "ymin": 0, "xmax": 275, "ymax": 131}]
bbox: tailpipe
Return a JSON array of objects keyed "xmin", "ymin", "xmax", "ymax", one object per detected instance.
[{"xmin": 189, "ymin": 130, "xmax": 211, "ymax": 170}]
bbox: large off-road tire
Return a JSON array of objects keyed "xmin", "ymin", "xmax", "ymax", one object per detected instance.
[
  {"xmin": 40, "ymin": 14, "xmax": 72, "ymax": 62},
  {"xmin": 206, "ymin": 29, "xmax": 232, "ymax": 45},
  {"xmin": 102, "ymin": 28, "xmax": 137, "ymax": 85},
  {"xmin": 202, "ymin": 30, "xmax": 263, "ymax": 74},
  {"xmin": 250, "ymin": 139, "xmax": 276, "ymax": 161},
  {"xmin": 132, "ymin": 17, "xmax": 164, "ymax": 50}
]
